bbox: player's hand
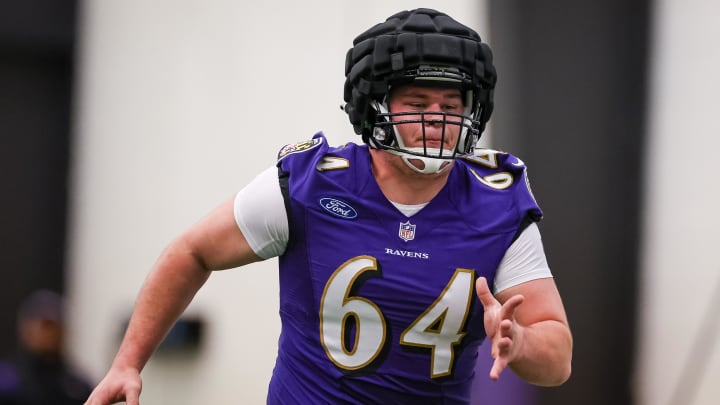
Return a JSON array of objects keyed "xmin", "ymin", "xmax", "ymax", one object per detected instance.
[
  {"xmin": 476, "ymin": 276, "xmax": 526, "ymax": 381},
  {"xmin": 84, "ymin": 366, "xmax": 142, "ymax": 405}
]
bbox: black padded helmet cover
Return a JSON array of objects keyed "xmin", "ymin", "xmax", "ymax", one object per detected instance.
[{"xmin": 343, "ymin": 8, "xmax": 497, "ymax": 145}]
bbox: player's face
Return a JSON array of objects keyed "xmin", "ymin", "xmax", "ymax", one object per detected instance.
[{"xmin": 387, "ymin": 84, "xmax": 465, "ymax": 152}]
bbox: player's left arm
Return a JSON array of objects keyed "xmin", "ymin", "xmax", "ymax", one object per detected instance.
[{"xmin": 476, "ymin": 276, "xmax": 572, "ymax": 386}]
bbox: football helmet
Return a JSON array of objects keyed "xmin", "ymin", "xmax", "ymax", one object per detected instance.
[{"xmin": 343, "ymin": 8, "xmax": 497, "ymax": 174}]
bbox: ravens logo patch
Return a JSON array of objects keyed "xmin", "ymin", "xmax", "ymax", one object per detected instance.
[{"xmin": 277, "ymin": 137, "xmax": 323, "ymax": 161}]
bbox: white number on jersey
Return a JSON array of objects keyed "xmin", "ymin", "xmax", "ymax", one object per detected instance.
[
  {"xmin": 399, "ymin": 269, "xmax": 474, "ymax": 377},
  {"xmin": 319, "ymin": 256, "xmax": 475, "ymax": 378},
  {"xmin": 464, "ymin": 149, "xmax": 516, "ymax": 190}
]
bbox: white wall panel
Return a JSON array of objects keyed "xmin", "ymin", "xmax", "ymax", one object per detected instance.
[
  {"xmin": 67, "ymin": 1, "xmax": 486, "ymax": 403},
  {"xmin": 637, "ymin": 1, "xmax": 720, "ymax": 404}
]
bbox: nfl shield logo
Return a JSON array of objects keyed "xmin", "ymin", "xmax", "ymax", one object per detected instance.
[{"xmin": 398, "ymin": 221, "xmax": 416, "ymax": 242}]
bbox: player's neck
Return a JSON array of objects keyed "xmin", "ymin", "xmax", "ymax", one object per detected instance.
[{"xmin": 369, "ymin": 149, "xmax": 452, "ymax": 205}]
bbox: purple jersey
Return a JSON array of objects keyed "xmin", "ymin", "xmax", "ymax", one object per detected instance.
[{"xmin": 267, "ymin": 133, "xmax": 542, "ymax": 404}]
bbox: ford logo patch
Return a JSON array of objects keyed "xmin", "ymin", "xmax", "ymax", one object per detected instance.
[{"xmin": 319, "ymin": 197, "xmax": 358, "ymax": 219}]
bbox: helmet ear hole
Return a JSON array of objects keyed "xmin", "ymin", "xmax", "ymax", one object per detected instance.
[{"xmin": 367, "ymin": 100, "xmax": 396, "ymax": 148}]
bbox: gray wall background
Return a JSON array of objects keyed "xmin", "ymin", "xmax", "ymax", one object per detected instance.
[
  {"xmin": 488, "ymin": 1, "xmax": 648, "ymax": 404},
  {"xmin": 2, "ymin": 0, "xmax": 719, "ymax": 404}
]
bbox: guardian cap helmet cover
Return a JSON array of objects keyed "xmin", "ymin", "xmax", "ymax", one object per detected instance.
[{"xmin": 343, "ymin": 9, "xmax": 497, "ymax": 173}]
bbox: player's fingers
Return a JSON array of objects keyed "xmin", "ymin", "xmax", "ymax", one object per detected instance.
[
  {"xmin": 490, "ymin": 334, "xmax": 514, "ymax": 381},
  {"xmin": 124, "ymin": 382, "xmax": 142, "ymax": 405},
  {"xmin": 125, "ymin": 390, "xmax": 140, "ymax": 405},
  {"xmin": 499, "ymin": 294, "xmax": 524, "ymax": 321},
  {"xmin": 490, "ymin": 356, "xmax": 509, "ymax": 381},
  {"xmin": 84, "ymin": 391, "xmax": 109, "ymax": 405},
  {"xmin": 497, "ymin": 335, "xmax": 512, "ymax": 351},
  {"xmin": 475, "ymin": 277, "xmax": 497, "ymax": 310},
  {"xmin": 499, "ymin": 319, "xmax": 514, "ymax": 338}
]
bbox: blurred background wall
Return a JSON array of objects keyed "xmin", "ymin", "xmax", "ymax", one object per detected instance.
[
  {"xmin": 488, "ymin": 1, "xmax": 649, "ymax": 404},
  {"xmin": 1, "ymin": 0, "xmax": 719, "ymax": 404},
  {"xmin": 636, "ymin": 1, "xmax": 720, "ymax": 404},
  {"xmin": 0, "ymin": 0, "xmax": 76, "ymax": 353}
]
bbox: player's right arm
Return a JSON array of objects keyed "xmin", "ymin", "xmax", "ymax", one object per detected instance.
[{"xmin": 85, "ymin": 197, "xmax": 263, "ymax": 405}]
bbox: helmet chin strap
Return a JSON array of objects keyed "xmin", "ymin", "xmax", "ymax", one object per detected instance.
[{"xmin": 386, "ymin": 148, "xmax": 453, "ymax": 174}]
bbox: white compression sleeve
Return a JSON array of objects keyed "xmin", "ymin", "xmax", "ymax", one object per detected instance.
[
  {"xmin": 233, "ymin": 166, "xmax": 289, "ymax": 259},
  {"xmin": 493, "ymin": 223, "xmax": 553, "ymax": 294}
]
